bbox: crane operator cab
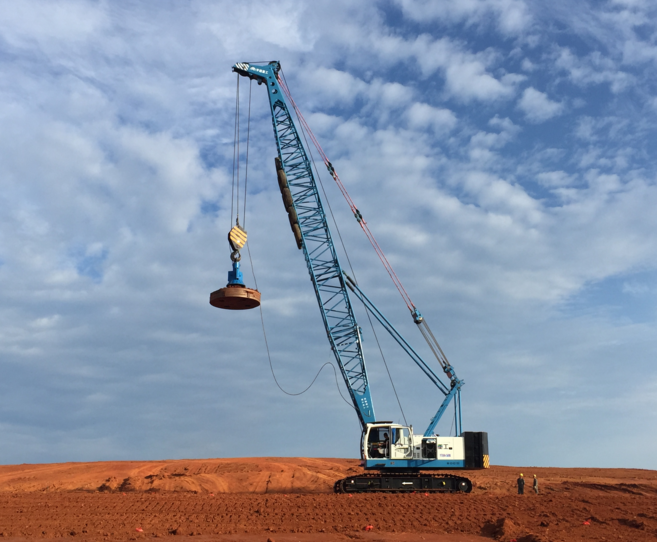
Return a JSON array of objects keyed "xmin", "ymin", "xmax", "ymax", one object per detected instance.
[{"xmin": 364, "ymin": 423, "xmax": 412, "ymax": 460}]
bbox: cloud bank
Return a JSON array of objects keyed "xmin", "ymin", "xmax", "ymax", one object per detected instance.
[{"xmin": 1, "ymin": 0, "xmax": 657, "ymax": 469}]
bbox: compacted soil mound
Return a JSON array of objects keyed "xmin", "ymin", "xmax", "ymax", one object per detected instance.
[
  {"xmin": 1, "ymin": 459, "xmax": 656, "ymax": 542},
  {"xmin": 0, "ymin": 457, "xmax": 356, "ymax": 494}
]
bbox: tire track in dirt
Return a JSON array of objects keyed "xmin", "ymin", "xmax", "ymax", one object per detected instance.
[{"xmin": 1, "ymin": 491, "xmax": 657, "ymax": 541}]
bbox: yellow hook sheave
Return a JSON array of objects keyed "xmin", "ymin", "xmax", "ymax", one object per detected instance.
[{"xmin": 228, "ymin": 225, "xmax": 247, "ymax": 251}]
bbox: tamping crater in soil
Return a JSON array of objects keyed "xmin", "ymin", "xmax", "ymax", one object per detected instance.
[{"xmin": 1, "ymin": 458, "xmax": 657, "ymax": 542}]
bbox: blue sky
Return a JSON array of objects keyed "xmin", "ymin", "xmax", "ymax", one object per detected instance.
[{"xmin": 1, "ymin": 0, "xmax": 656, "ymax": 469}]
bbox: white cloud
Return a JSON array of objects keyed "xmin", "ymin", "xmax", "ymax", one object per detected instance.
[
  {"xmin": 555, "ymin": 47, "xmax": 632, "ymax": 93},
  {"xmin": 393, "ymin": 0, "xmax": 532, "ymax": 35},
  {"xmin": 488, "ymin": 115, "xmax": 520, "ymax": 134},
  {"xmin": 199, "ymin": 0, "xmax": 315, "ymax": 53},
  {"xmin": 536, "ymin": 170, "xmax": 578, "ymax": 187},
  {"xmin": 458, "ymin": 170, "xmax": 543, "ymax": 225},
  {"xmin": 1, "ymin": 0, "xmax": 657, "ymax": 471},
  {"xmin": 302, "ymin": 67, "xmax": 369, "ymax": 107},
  {"xmin": 540, "ymin": 0, "xmax": 657, "ymax": 73},
  {"xmin": 517, "ymin": 87, "xmax": 564, "ymax": 123},
  {"xmin": 415, "ymin": 36, "xmax": 523, "ymax": 102},
  {"xmin": 445, "ymin": 59, "xmax": 515, "ymax": 101},
  {"xmin": 622, "ymin": 280, "xmax": 656, "ymax": 296},
  {"xmin": 406, "ymin": 103, "xmax": 457, "ymax": 134},
  {"xmin": 585, "ymin": 170, "xmax": 622, "ymax": 195},
  {"xmin": 355, "ymin": 33, "xmax": 523, "ymax": 103},
  {"xmin": 621, "ymin": 39, "xmax": 657, "ymax": 65},
  {"xmin": 521, "ymin": 58, "xmax": 536, "ymax": 71},
  {"xmin": 369, "ymin": 80, "xmax": 415, "ymax": 110},
  {"xmin": 0, "ymin": 0, "xmax": 106, "ymax": 47},
  {"xmin": 30, "ymin": 315, "xmax": 62, "ymax": 329},
  {"xmin": 573, "ymin": 116, "xmax": 632, "ymax": 148},
  {"xmin": 610, "ymin": 0, "xmax": 651, "ymax": 8}
]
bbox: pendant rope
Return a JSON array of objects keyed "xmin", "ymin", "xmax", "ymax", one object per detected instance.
[
  {"xmin": 282, "ymin": 70, "xmax": 408, "ymax": 426},
  {"xmin": 278, "ymin": 70, "xmax": 415, "ymax": 313},
  {"xmin": 242, "ymin": 79, "xmax": 253, "ymax": 227}
]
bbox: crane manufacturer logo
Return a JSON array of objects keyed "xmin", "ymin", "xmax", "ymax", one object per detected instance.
[{"xmin": 235, "ymin": 63, "xmax": 268, "ymax": 76}]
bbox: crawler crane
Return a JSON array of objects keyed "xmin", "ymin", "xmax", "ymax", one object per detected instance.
[{"xmin": 218, "ymin": 61, "xmax": 489, "ymax": 493}]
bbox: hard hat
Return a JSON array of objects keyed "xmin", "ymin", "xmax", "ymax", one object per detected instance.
[
  {"xmin": 533, "ymin": 474, "xmax": 537, "ymax": 477},
  {"xmin": 520, "ymin": 473, "xmax": 523, "ymax": 476}
]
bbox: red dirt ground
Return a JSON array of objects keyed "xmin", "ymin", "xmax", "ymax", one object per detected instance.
[{"xmin": 1, "ymin": 458, "xmax": 656, "ymax": 541}]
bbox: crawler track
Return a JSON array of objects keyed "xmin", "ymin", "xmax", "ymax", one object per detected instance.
[{"xmin": 334, "ymin": 472, "xmax": 473, "ymax": 493}]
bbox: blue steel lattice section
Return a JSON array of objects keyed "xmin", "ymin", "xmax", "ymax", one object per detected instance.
[{"xmin": 233, "ymin": 61, "xmax": 375, "ymax": 427}]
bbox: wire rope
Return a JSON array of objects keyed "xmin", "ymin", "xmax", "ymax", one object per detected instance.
[
  {"xmin": 242, "ymin": 79, "xmax": 252, "ymax": 227},
  {"xmin": 449, "ymin": 406, "xmax": 455, "ymax": 437},
  {"xmin": 278, "ymin": 71, "xmax": 415, "ymax": 312},
  {"xmin": 231, "ymin": 75, "xmax": 239, "ymax": 226},
  {"xmin": 278, "ymin": 68, "xmax": 458, "ymax": 429},
  {"xmin": 245, "ymin": 241, "xmax": 355, "ymax": 409},
  {"xmin": 282, "ymin": 68, "xmax": 408, "ymax": 426},
  {"xmin": 229, "ymin": 70, "xmax": 355, "ymax": 411},
  {"xmin": 236, "ymin": 77, "xmax": 240, "ymax": 225}
]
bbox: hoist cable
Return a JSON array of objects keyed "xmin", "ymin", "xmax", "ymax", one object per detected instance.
[
  {"xmin": 366, "ymin": 310, "xmax": 408, "ymax": 426},
  {"xmin": 236, "ymin": 76, "xmax": 240, "ymax": 225},
  {"xmin": 245, "ymin": 241, "xmax": 355, "ymax": 409},
  {"xmin": 231, "ymin": 75, "xmax": 239, "ymax": 226},
  {"xmin": 278, "ymin": 72, "xmax": 415, "ymax": 313},
  {"xmin": 284, "ymin": 71, "xmax": 407, "ymax": 426},
  {"xmin": 242, "ymin": 79, "xmax": 252, "ymax": 227}
]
